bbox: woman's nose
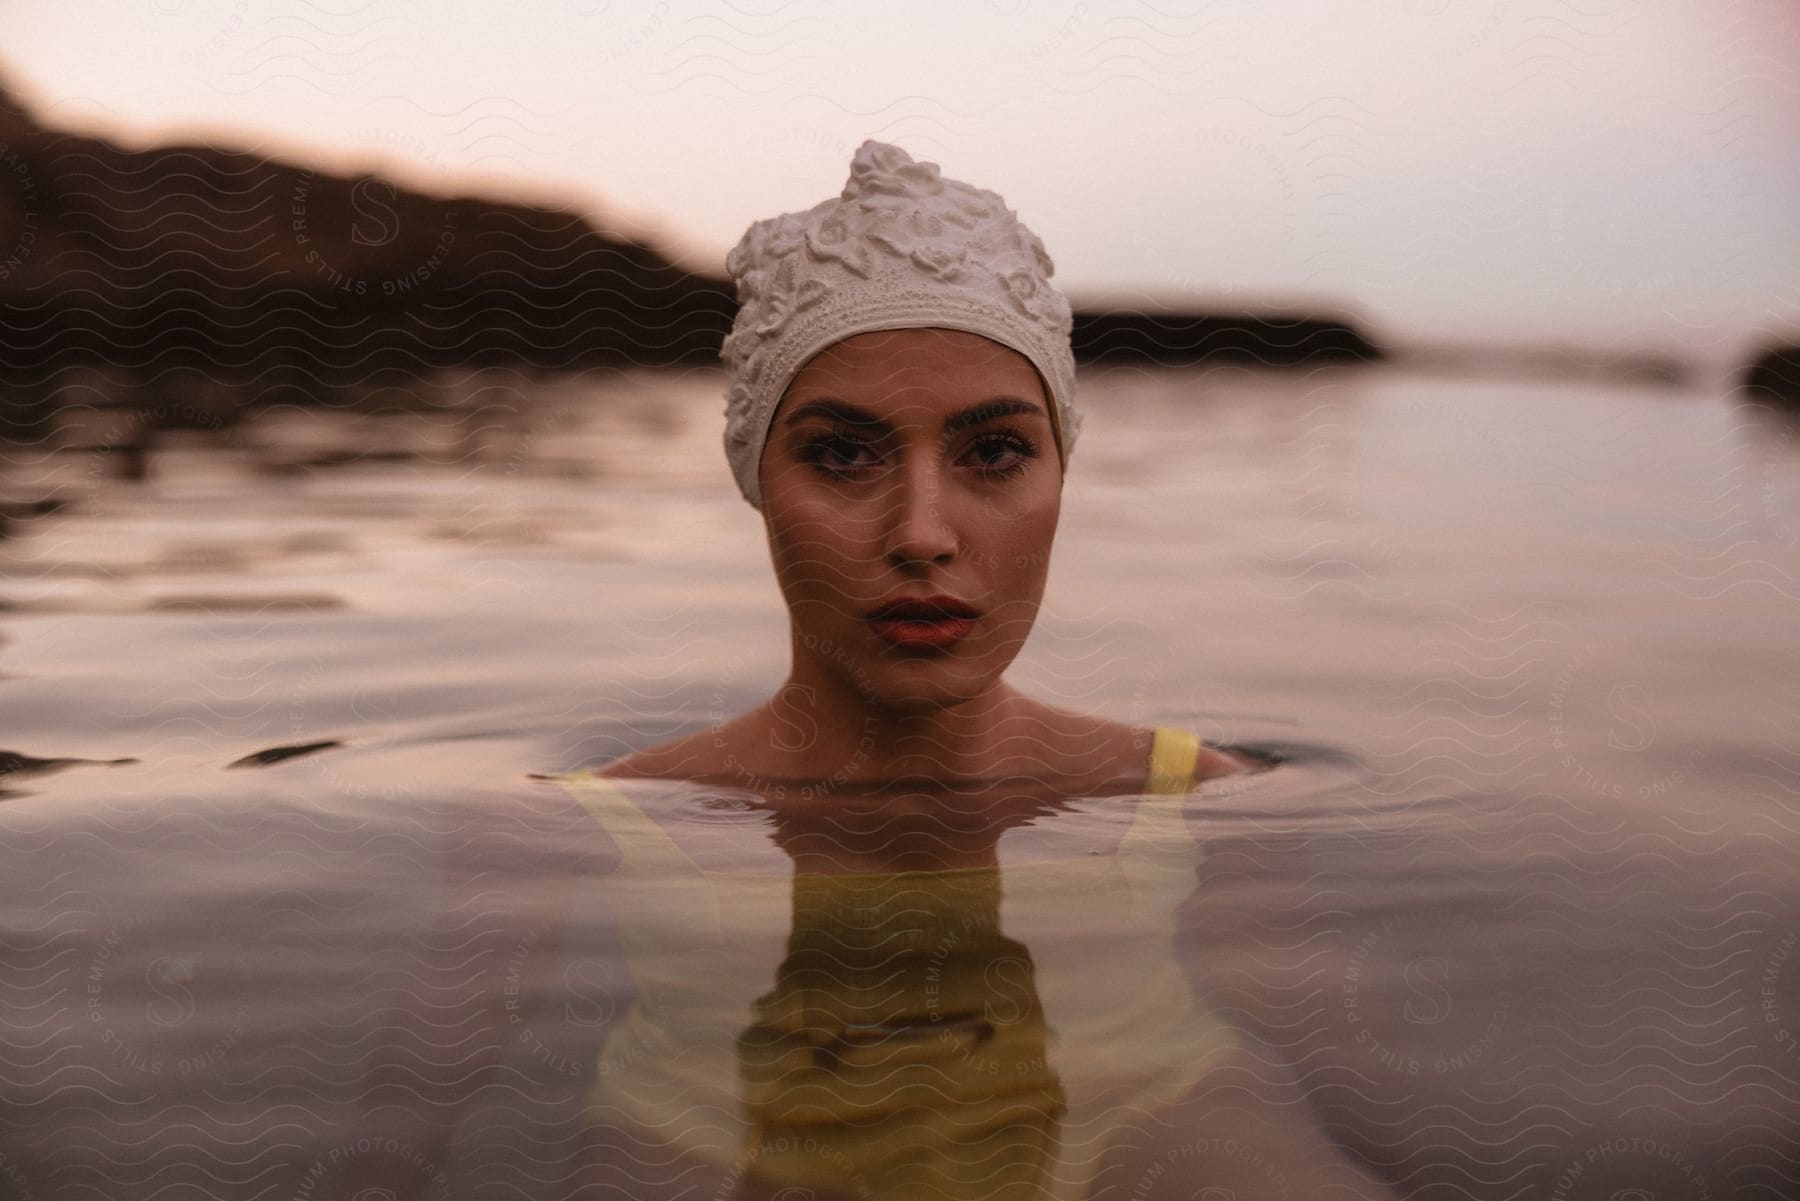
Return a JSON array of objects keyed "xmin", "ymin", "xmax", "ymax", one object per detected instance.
[{"xmin": 884, "ymin": 456, "xmax": 958, "ymax": 565}]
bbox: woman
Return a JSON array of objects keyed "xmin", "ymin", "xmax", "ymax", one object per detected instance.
[
  {"xmin": 538, "ymin": 142, "xmax": 1399, "ymax": 1199},
  {"xmin": 598, "ymin": 138, "xmax": 1259, "ymax": 797}
]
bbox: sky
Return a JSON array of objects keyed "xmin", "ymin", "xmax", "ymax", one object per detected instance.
[{"xmin": 1, "ymin": 0, "xmax": 1796, "ymax": 366}]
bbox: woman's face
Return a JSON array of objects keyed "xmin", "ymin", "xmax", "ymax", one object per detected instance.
[{"xmin": 757, "ymin": 327, "xmax": 1064, "ymax": 713}]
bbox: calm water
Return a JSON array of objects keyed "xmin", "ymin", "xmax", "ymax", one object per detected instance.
[{"xmin": 1, "ymin": 362, "xmax": 1798, "ymax": 1199}]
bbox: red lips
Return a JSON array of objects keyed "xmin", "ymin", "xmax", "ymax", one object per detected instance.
[{"xmin": 864, "ymin": 593, "xmax": 981, "ymax": 621}]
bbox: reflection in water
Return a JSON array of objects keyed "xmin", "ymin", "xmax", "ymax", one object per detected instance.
[
  {"xmin": 554, "ymin": 769, "xmax": 1368, "ymax": 1199},
  {"xmin": 0, "ymin": 736, "xmax": 1796, "ymax": 1196},
  {"xmin": 1, "ymin": 365, "xmax": 1798, "ymax": 1195},
  {"xmin": 733, "ymin": 867, "xmax": 1062, "ymax": 1198}
]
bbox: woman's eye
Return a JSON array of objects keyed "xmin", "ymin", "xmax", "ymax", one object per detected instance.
[
  {"xmin": 801, "ymin": 435, "xmax": 880, "ymax": 476},
  {"xmin": 799, "ymin": 430, "xmax": 1039, "ymax": 480},
  {"xmin": 968, "ymin": 432, "xmax": 1037, "ymax": 478}
]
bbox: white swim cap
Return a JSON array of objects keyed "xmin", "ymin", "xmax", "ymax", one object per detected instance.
[{"xmin": 720, "ymin": 139, "xmax": 1081, "ymax": 510}]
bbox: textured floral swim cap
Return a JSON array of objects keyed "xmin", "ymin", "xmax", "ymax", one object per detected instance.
[{"xmin": 720, "ymin": 139, "xmax": 1081, "ymax": 510}]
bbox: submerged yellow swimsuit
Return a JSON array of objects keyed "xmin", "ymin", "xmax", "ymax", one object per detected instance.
[{"xmin": 555, "ymin": 726, "xmax": 1240, "ymax": 1199}]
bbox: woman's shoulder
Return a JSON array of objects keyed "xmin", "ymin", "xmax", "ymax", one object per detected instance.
[
  {"xmin": 1029, "ymin": 710, "xmax": 1254, "ymax": 792},
  {"xmin": 588, "ymin": 731, "xmax": 721, "ymax": 781},
  {"xmin": 575, "ymin": 711, "xmax": 1256, "ymax": 792},
  {"xmin": 588, "ymin": 703, "xmax": 791, "ymax": 783},
  {"xmin": 972, "ymin": 711, "xmax": 1231, "ymax": 795}
]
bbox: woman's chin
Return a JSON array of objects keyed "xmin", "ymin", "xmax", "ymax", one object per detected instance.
[{"xmin": 792, "ymin": 617, "xmax": 1019, "ymax": 710}]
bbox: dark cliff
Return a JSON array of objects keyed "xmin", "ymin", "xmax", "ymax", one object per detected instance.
[{"xmin": 0, "ymin": 76, "xmax": 1380, "ymax": 440}]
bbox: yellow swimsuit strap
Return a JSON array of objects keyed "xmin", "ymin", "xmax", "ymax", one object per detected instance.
[
  {"xmin": 561, "ymin": 725, "xmax": 1206, "ymax": 831},
  {"xmin": 1145, "ymin": 725, "xmax": 1202, "ymax": 796},
  {"xmin": 554, "ymin": 725, "xmax": 1206, "ymax": 883}
]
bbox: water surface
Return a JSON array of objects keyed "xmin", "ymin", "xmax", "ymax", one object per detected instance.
[{"xmin": 1, "ymin": 362, "xmax": 1797, "ymax": 1198}]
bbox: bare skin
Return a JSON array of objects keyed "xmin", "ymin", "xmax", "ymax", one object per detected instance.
[
  {"xmin": 556, "ymin": 330, "xmax": 1383, "ymax": 1198},
  {"xmin": 601, "ymin": 327, "xmax": 1250, "ymax": 799},
  {"xmin": 600, "ymin": 689, "xmax": 1246, "ymax": 794}
]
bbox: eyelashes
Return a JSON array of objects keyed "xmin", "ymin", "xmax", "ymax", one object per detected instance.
[{"xmin": 797, "ymin": 426, "xmax": 1040, "ymax": 482}]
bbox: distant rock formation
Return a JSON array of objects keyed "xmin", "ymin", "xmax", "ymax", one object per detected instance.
[
  {"xmin": 0, "ymin": 73, "xmax": 1382, "ymax": 442},
  {"xmin": 1072, "ymin": 310, "xmax": 1380, "ymax": 366},
  {"xmin": 0, "ymin": 78, "xmax": 736, "ymax": 400},
  {"xmin": 1401, "ymin": 340, "xmax": 1689, "ymax": 388},
  {"xmin": 1742, "ymin": 344, "xmax": 1800, "ymax": 406}
]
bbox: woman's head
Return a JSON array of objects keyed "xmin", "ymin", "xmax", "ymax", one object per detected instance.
[
  {"xmin": 757, "ymin": 326, "xmax": 1062, "ymax": 714},
  {"xmin": 720, "ymin": 139, "xmax": 1082, "ymax": 512},
  {"xmin": 721, "ymin": 139, "xmax": 1081, "ymax": 715}
]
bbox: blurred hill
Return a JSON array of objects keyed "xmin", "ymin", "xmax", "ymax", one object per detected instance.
[
  {"xmin": 0, "ymin": 75, "xmax": 1382, "ymax": 442},
  {"xmin": 0, "ymin": 79, "xmax": 736, "ymax": 396}
]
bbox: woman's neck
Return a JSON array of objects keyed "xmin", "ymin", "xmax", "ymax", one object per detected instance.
[{"xmin": 765, "ymin": 662, "xmax": 1041, "ymax": 785}]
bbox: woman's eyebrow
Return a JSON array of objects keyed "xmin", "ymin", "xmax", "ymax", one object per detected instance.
[{"xmin": 782, "ymin": 397, "xmax": 1044, "ymax": 435}]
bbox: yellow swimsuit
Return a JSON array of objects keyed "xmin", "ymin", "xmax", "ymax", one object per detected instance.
[{"xmin": 554, "ymin": 725, "xmax": 1239, "ymax": 1199}]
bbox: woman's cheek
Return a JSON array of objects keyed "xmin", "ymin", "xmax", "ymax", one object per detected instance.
[
  {"xmin": 986, "ymin": 545, "xmax": 1049, "ymax": 619},
  {"xmin": 773, "ymin": 513, "xmax": 859, "ymax": 595},
  {"xmin": 996, "ymin": 500, "xmax": 1056, "ymax": 567},
  {"xmin": 1012, "ymin": 530, "xmax": 1059, "ymax": 613}
]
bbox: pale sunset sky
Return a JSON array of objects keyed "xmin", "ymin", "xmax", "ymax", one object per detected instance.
[{"xmin": 1, "ymin": 0, "xmax": 1795, "ymax": 368}]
